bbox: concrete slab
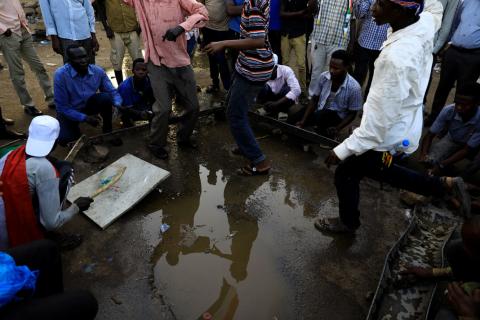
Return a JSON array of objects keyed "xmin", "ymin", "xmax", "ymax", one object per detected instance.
[{"xmin": 67, "ymin": 153, "xmax": 170, "ymax": 229}]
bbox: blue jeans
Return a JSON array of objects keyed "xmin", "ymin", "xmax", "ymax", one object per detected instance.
[
  {"xmin": 226, "ymin": 72, "xmax": 266, "ymax": 165},
  {"xmin": 57, "ymin": 93, "xmax": 114, "ymax": 144}
]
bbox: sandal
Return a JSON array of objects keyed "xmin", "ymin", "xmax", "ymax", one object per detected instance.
[
  {"xmin": 237, "ymin": 164, "xmax": 270, "ymax": 176},
  {"xmin": 314, "ymin": 217, "xmax": 356, "ymax": 234}
]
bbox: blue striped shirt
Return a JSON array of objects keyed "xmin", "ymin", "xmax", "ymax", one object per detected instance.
[
  {"xmin": 39, "ymin": 0, "xmax": 95, "ymax": 40},
  {"xmin": 235, "ymin": 0, "xmax": 274, "ymax": 82},
  {"xmin": 354, "ymin": 0, "xmax": 388, "ymax": 51},
  {"xmin": 310, "ymin": 71, "xmax": 363, "ymax": 119}
]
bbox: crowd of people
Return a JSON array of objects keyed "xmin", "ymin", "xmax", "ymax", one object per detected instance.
[{"xmin": 0, "ymin": 0, "xmax": 479, "ymax": 317}]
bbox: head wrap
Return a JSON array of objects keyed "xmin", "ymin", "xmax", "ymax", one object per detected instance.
[{"xmin": 388, "ymin": 0, "xmax": 424, "ymax": 15}]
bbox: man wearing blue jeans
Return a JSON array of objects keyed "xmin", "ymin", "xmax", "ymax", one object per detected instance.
[
  {"xmin": 206, "ymin": 0, "xmax": 274, "ymax": 175},
  {"xmin": 54, "ymin": 45, "xmax": 122, "ymax": 144}
]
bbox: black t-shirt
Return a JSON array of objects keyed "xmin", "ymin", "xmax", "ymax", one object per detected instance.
[{"xmin": 281, "ymin": 0, "xmax": 308, "ymax": 38}]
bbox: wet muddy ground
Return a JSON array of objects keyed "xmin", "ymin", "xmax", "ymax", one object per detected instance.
[
  {"xmin": 56, "ymin": 116, "xmax": 409, "ymax": 320},
  {"xmin": 0, "ymin": 25, "xmax": 455, "ymax": 319}
]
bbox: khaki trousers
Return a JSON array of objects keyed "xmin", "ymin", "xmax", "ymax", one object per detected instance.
[
  {"xmin": 0, "ymin": 28, "xmax": 53, "ymax": 107},
  {"xmin": 281, "ymin": 35, "xmax": 307, "ymax": 93},
  {"xmin": 109, "ymin": 31, "xmax": 143, "ymax": 71}
]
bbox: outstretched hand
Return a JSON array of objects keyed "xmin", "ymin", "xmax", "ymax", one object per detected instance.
[{"xmin": 324, "ymin": 150, "xmax": 341, "ymax": 168}]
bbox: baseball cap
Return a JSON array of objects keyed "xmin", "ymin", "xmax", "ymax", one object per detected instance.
[{"xmin": 26, "ymin": 115, "xmax": 60, "ymax": 157}]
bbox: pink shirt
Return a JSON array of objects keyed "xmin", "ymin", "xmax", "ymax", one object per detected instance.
[
  {"xmin": 0, "ymin": 0, "xmax": 29, "ymax": 36},
  {"xmin": 125, "ymin": 0, "xmax": 208, "ymax": 68}
]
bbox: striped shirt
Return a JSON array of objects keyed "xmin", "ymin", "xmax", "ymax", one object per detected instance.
[
  {"xmin": 310, "ymin": 0, "xmax": 351, "ymax": 48},
  {"xmin": 235, "ymin": 0, "xmax": 274, "ymax": 82},
  {"xmin": 354, "ymin": 0, "xmax": 388, "ymax": 51}
]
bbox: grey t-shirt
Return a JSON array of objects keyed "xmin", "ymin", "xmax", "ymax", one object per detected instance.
[{"xmin": 0, "ymin": 155, "xmax": 79, "ymax": 249}]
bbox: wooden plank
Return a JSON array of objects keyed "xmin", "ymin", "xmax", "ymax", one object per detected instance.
[
  {"xmin": 67, "ymin": 154, "xmax": 170, "ymax": 229},
  {"xmin": 64, "ymin": 135, "xmax": 87, "ymax": 162}
]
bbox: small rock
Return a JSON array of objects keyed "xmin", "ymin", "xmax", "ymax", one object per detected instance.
[{"xmin": 111, "ymin": 296, "xmax": 123, "ymax": 305}]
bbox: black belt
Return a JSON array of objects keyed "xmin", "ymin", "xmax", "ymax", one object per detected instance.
[{"xmin": 451, "ymin": 45, "xmax": 480, "ymax": 54}]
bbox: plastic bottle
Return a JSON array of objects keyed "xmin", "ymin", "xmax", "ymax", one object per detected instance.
[{"xmin": 391, "ymin": 139, "xmax": 410, "ymax": 156}]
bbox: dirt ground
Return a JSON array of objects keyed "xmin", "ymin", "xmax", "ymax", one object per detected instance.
[{"xmin": 0, "ymin": 26, "xmax": 455, "ymax": 320}]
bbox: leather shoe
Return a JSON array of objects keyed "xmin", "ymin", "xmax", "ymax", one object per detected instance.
[
  {"xmin": 24, "ymin": 105, "xmax": 43, "ymax": 117},
  {"xmin": 177, "ymin": 139, "xmax": 198, "ymax": 149},
  {"xmin": 148, "ymin": 145, "xmax": 168, "ymax": 159},
  {"xmin": 2, "ymin": 117, "xmax": 14, "ymax": 125},
  {"xmin": 0, "ymin": 129, "xmax": 27, "ymax": 140}
]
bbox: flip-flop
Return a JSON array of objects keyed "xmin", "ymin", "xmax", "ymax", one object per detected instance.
[
  {"xmin": 237, "ymin": 165, "xmax": 270, "ymax": 176},
  {"xmin": 314, "ymin": 217, "xmax": 355, "ymax": 234}
]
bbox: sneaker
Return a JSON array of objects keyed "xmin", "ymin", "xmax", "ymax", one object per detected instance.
[
  {"xmin": 148, "ymin": 145, "xmax": 168, "ymax": 159},
  {"xmin": 206, "ymin": 84, "xmax": 220, "ymax": 94},
  {"xmin": 23, "ymin": 105, "xmax": 43, "ymax": 117},
  {"xmin": 2, "ymin": 117, "xmax": 14, "ymax": 125}
]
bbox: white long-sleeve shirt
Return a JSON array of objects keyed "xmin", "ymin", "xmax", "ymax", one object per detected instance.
[
  {"xmin": 266, "ymin": 64, "xmax": 302, "ymax": 103},
  {"xmin": 334, "ymin": 0, "xmax": 443, "ymax": 160}
]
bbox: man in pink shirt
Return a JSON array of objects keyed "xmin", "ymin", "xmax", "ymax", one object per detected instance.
[
  {"xmin": 125, "ymin": 0, "xmax": 208, "ymax": 159},
  {"xmin": 0, "ymin": 0, "xmax": 54, "ymax": 117}
]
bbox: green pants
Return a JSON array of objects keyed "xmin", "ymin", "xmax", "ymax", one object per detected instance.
[{"xmin": 0, "ymin": 28, "xmax": 53, "ymax": 107}]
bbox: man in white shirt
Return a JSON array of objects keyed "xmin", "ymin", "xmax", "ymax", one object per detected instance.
[
  {"xmin": 317, "ymin": 0, "xmax": 470, "ymax": 233},
  {"xmin": 257, "ymin": 54, "xmax": 301, "ymax": 117}
]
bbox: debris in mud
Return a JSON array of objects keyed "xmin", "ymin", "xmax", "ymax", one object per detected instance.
[
  {"xmin": 82, "ymin": 263, "xmax": 97, "ymax": 274},
  {"xmin": 160, "ymin": 223, "xmax": 170, "ymax": 233},
  {"xmin": 226, "ymin": 231, "xmax": 238, "ymax": 239},
  {"xmin": 111, "ymin": 296, "xmax": 123, "ymax": 305},
  {"xmin": 82, "ymin": 144, "xmax": 109, "ymax": 163}
]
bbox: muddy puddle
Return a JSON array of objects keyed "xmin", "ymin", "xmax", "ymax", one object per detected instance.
[{"xmin": 143, "ymin": 164, "xmax": 311, "ymax": 319}]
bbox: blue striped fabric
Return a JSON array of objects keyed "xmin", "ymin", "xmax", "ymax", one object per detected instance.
[
  {"xmin": 310, "ymin": 0, "xmax": 350, "ymax": 48},
  {"xmin": 354, "ymin": 0, "xmax": 388, "ymax": 51},
  {"xmin": 235, "ymin": 0, "xmax": 274, "ymax": 82}
]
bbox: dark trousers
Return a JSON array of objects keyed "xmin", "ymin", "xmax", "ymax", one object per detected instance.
[
  {"xmin": 268, "ymin": 30, "xmax": 282, "ymax": 63},
  {"xmin": 0, "ymin": 240, "xmax": 98, "ymax": 320},
  {"xmin": 445, "ymin": 238, "xmax": 480, "ymax": 282},
  {"xmin": 227, "ymin": 72, "xmax": 266, "ymax": 165},
  {"xmin": 353, "ymin": 43, "xmax": 380, "ymax": 98},
  {"xmin": 147, "ymin": 62, "xmax": 199, "ymax": 147},
  {"xmin": 203, "ymin": 28, "xmax": 231, "ymax": 90},
  {"xmin": 227, "ymin": 30, "xmax": 240, "ymax": 73},
  {"xmin": 335, "ymin": 151, "xmax": 445, "ymax": 229},
  {"xmin": 257, "ymin": 83, "xmax": 294, "ymax": 112},
  {"xmin": 59, "ymin": 37, "xmax": 95, "ymax": 65},
  {"xmin": 430, "ymin": 46, "xmax": 480, "ymax": 121},
  {"xmin": 57, "ymin": 92, "xmax": 114, "ymax": 144},
  {"xmin": 288, "ymin": 108, "xmax": 342, "ymax": 138}
]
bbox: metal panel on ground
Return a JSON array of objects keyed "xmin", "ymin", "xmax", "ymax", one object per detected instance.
[{"xmin": 67, "ymin": 153, "xmax": 170, "ymax": 229}]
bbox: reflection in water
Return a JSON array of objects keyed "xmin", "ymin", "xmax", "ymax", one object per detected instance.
[{"xmin": 149, "ymin": 163, "xmax": 294, "ymax": 319}]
